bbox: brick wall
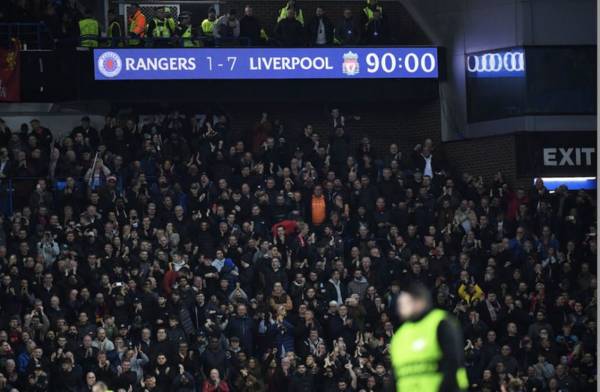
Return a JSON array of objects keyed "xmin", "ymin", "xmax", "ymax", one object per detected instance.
[
  {"xmin": 222, "ymin": 100, "xmax": 440, "ymax": 154},
  {"xmin": 222, "ymin": 101, "xmax": 529, "ymax": 187},
  {"xmin": 442, "ymin": 134, "xmax": 530, "ymax": 188},
  {"xmin": 130, "ymin": 98, "xmax": 527, "ymax": 186}
]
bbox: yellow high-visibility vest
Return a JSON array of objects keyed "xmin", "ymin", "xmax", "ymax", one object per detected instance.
[
  {"xmin": 153, "ymin": 18, "xmax": 172, "ymax": 38},
  {"xmin": 390, "ymin": 309, "xmax": 469, "ymax": 392},
  {"xmin": 363, "ymin": 5, "xmax": 383, "ymax": 24},
  {"xmin": 201, "ymin": 19, "xmax": 216, "ymax": 36},
  {"xmin": 277, "ymin": 7, "xmax": 304, "ymax": 25},
  {"xmin": 79, "ymin": 18, "xmax": 99, "ymax": 47},
  {"xmin": 181, "ymin": 26, "xmax": 199, "ymax": 47}
]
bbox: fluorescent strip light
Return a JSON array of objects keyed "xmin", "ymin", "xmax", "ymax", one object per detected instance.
[
  {"xmin": 536, "ymin": 177, "xmax": 596, "ymax": 182},
  {"xmin": 534, "ymin": 177, "xmax": 597, "ymax": 191}
]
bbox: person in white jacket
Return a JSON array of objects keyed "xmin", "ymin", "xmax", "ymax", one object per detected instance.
[{"xmin": 37, "ymin": 231, "xmax": 60, "ymax": 267}]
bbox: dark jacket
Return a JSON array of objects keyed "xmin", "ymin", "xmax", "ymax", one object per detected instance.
[
  {"xmin": 269, "ymin": 319, "xmax": 295, "ymax": 353},
  {"xmin": 275, "ymin": 18, "xmax": 304, "ymax": 47},
  {"xmin": 324, "ymin": 279, "xmax": 347, "ymax": 304},
  {"xmin": 364, "ymin": 18, "xmax": 389, "ymax": 45},
  {"xmin": 201, "ymin": 347, "xmax": 228, "ymax": 377},
  {"xmin": 328, "ymin": 130, "xmax": 351, "ymax": 165},
  {"xmin": 54, "ymin": 366, "xmax": 83, "ymax": 392},
  {"xmin": 227, "ymin": 315, "xmax": 255, "ymax": 353},
  {"xmin": 335, "ymin": 17, "xmax": 361, "ymax": 45},
  {"xmin": 412, "ymin": 152, "xmax": 445, "ymax": 175},
  {"xmin": 289, "ymin": 372, "xmax": 315, "ymax": 392},
  {"xmin": 306, "ymin": 16, "xmax": 334, "ymax": 45},
  {"xmin": 240, "ymin": 15, "xmax": 262, "ymax": 45}
]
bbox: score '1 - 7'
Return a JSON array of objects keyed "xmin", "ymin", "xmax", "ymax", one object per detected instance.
[{"xmin": 205, "ymin": 56, "xmax": 237, "ymax": 71}]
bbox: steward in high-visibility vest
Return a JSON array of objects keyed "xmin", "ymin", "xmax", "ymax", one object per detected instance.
[
  {"xmin": 78, "ymin": 11, "xmax": 100, "ymax": 47},
  {"xmin": 181, "ymin": 25, "xmax": 197, "ymax": 47},
  {"xmin": 361, "ymin": 0, "xmax": 383, "ymax": 26},
  {"xmin": 277, "ymin": 0, "xmax": 304, "ymax": 25},
  {"xmin": 201, "ymin": 8, "xmax": 217, "ymax": 37},
  {"xmin": 128, "ymin": 4, "xmax": 146, "ymax": 46},
  {"xmin": 150, "ymin": 7, "xmax": 174, "ymax": 39},
  {"xmin": 176, "ymin": 12, "xmax": 200, "ymax": 47},
  {"xmin": 152, "ymin": 17, "xmax": 172, "ymax": 38},
  {"xmin": 391, "ymin": 283, "xmax": 469, "ymax": 392},
  {"xmin": 164, "ymin": 7, "xmax": 177, "ymax": 33}
]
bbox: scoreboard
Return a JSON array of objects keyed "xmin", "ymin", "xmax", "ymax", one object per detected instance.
[{"xmin": 94, "ymin": 47, "xmax": 439, "ymax": 80}]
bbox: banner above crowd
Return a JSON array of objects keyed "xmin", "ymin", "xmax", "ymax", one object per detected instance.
[{"xmin": 93, "ymin": 47, "xmax": 438, "ymax": 80}]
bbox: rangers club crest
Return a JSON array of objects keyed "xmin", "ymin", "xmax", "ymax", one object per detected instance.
[
  {"xmin": 97, "ymin": 51, "xmax": 123, "ymax": 78},
  {"xmin": 342, "ymin": 51, "xmax": 359, "ymax": 76}
]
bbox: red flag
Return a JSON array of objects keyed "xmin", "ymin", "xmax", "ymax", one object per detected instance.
[{"xmin": 0, "ymin": 39, "xmax": 21, "ymax": 102}]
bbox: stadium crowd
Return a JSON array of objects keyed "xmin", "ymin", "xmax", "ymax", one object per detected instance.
[
  {"xmin": 1, "ymin": 0, "xmax": 391, "ymax": 48},
  {"xmin": 0, "ymin": 109, "xmax": 596, "ymax": 392}
]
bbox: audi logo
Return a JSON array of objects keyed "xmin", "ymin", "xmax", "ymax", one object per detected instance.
[{"xmin": 466, "ymin": 51, "xmax": 525, "ymax": 73}]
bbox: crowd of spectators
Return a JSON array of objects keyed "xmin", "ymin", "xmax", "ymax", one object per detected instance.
[
  {"xmin": 0, "ymin": 108, "xmax": 596, "ymax": 392},
  {"xmin": 1, "ymin": 0, "xmax": 392, "ymax": 48}
]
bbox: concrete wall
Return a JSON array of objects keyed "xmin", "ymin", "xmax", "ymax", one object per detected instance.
[{"xmin": 400, "ymin": 0, "xmax": 597, "ymax": 141}]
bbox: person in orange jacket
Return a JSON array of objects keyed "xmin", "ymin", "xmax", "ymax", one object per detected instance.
[{"xmin": 128, "ymin": 3, "xmax": 147, "ymax": 46}]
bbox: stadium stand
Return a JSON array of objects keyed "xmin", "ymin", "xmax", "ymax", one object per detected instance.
[
  {"xmin": 0, "ymin": 104, "xmax": 596, "ymax": 391},
  {"xmin": 0, "ymin": 0, "xmax": 596, "ymax": 392}
]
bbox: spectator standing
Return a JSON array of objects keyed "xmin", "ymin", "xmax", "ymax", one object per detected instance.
[
  {"xmin": 227, "ymin": 304, "xmax": 255, "ymax": 354},
  {"xmin": 361, "ymin": 0, "xmax": 383, "ymax": 27},
  {"xmin": 328, "ymin": 127, "xmax": 350, "ymax": 175},
  {"xmin": 36, "ymin": 231, "xmax": 59, "ymax": 267},
  {"xmin": 0, "ymin": 119, "xmax": 11, "ymax": 147},
  {"xmin": 363, "ymin": 9, "xmax": 388, "ymax": 45},
  {"xmin": 240, "ymin": 6, "xmax": 266, "ymax": 46},
  {"xmin": 306, "ymin": 7, "xmax": 334, "ymax": 46},
  {"xmin": 335, "ymin": 9, "xmax": 361, "ymax": 45},
  {"xmin": 306, "ymin": 185, "xmax": 328, "ymax": 228},
  {"xmin": 71, "ymin": 116, "xmax": 100, "ymax": 150},
  {"xmin": 147, "ymin": 7, "xmax": 175, "ymax": 46},
  {"xmin": 277, "ymin": 0, "xmax": 304, "ymax": 25},
  {"xmin": 174, "ymin": 11, "xmax": 199, "ymax": 47},
  {"xmin": 214, "ymin": 9, "xmax": 240, "ymax": 46},
  {"xmin": 127, "ymin": 3, "xmax": 146, "ymax": 46},
  {"xmin": 78, "ymin": 9, "xmax": 100, "ymax": 47},
  {"xmin": 289, "ymin": 363, "xmax": 313, "ymax": 392},
  {"xmin": 29, "ymin": 119, "xmax": 53, "ymax": 151},
  {"xmin": 413, "ymin": 143, "xmax": 444, "ymax": 178},
  {"xmin": 275, "ymin": 9, "xmax": 305, "ymax": 47},
  {"xmin": 201, "ymin": 8, "xmax": 218, "ymax": 42}
]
